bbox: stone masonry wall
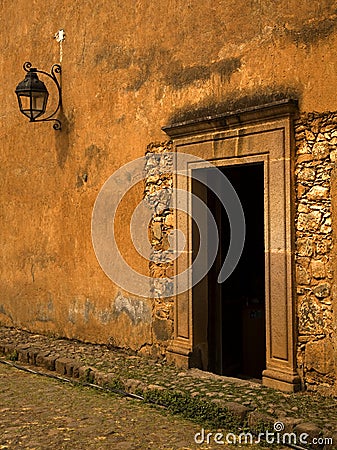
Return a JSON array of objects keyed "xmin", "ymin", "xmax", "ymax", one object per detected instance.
[
  {"xmin": 144, "ymin": 125, "xmax": 337, "ymax": 391},
  {"xmin": 144, "ymin": 142, "xmax": 175, "ymax": 358},
  {"xmin": 295, "ymin": 112, "xmax": 337, "ymax": 392}
]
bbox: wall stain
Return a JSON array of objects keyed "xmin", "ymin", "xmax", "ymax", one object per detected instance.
[
  {"xmin": 77, "ymin": 144, "xmax": 107, "ymax": 189},
  {"xmin": 93, "ymin": 44, "xmax": 241, "ymax": 91},
  {"xmin": 0, "ymin": 304, "xmax": 13, "ymax": 323},
  {"xmin": 284, "ymin": 15, "xmax": 337, "ymax": 46},
  {"xmin": 94, "ymin": 44, "xmax": 134, "ymax": 70},
  {"xmin": 166, "ymin": 87, "xmax": 302, "ymax": 126}
]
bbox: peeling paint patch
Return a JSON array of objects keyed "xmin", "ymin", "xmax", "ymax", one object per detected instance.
[
  {"xmin": 67, "ymin": 295, "xmax": 151, "ymax": 327},
  {"xmin": 0, "ymin": 304, "xmax": 13, "ymax": 323},
  {"xmin": 114, "ymin": 293, "xmax": 151, "ymax": 325},
  {"xmin": 36, "ymin": 296, "xmax": 54, "ymax": 323},
  {"xmin": 0, "ymin": 304, "xmax": 8, "ymax": 317}
]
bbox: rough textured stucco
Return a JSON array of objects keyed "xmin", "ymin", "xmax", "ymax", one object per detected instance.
[{"xmin": 1, "ymin": 0, "xmax": 337, "ymax": 375}]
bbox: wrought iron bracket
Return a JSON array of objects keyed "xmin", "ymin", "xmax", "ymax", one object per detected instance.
[{"xmin": 23, "ymin": 61, "xmax": 62, "ymax": 130}]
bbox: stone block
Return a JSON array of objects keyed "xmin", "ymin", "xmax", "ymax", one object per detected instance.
[
  {"xmin": 297, "ymin": 184, "xmax": 308, "ymax": 198},
  {"xmin": 298, "ymin": 297, "xmax": 324, "ymax": 334},
  {"xmin": 294, "ymin": 422, "xmax": 322, "ymax": 442},
  {"xmin": 17, "ymin": 349, "xmax": 29, "ymax": 364},
  {"xmin": 297, "ymin": 211, "xmax": 322, "ymax": 232},
  {"xmin": 153, "ymin": 317, "xmax": 173, "ymax": 341},
  {"xmin": 305, "ymin": 339, "xmax": 334, "ymax": 375},
  {"xmin": 152, "ymin": 221, "xmax": 162, "ymax": 240},
  {"xmin": 311, "ymin": 260, "xmax": 326, "ymax": 279},
  {"xmin": 280, "ymin": 417, "xmax": 304, "ymax": 433},
  {"xmin": 305, "ymin": 130, "xmax": 316, "ymax": 141},
  {"xmin": 313, "ymin": 283, "xmax": 330, "ymax": 298},
  {"xmin": 4, "ymin": 344, "xmax": 17, "ymax": 358},
  {"xmin": 147, "ymin": 384, "xmax": 166, "ymax": 392},
  {"xmin": 306, "ymin": 186, "xmax": 329, "ymax": 201},
  {"xmin": 42, "ymin": 355, "xmax": 58, "ymax": 371},
  {"xmin": 316, "ymin": 239, "xmax": 331, "ymax": 255},
  {"xmin": 72, "ymin": 364, "xmax": 82, "ymax": 378},
  {"xmin": 28, "ymin": 348, "xmax": 39, "ymax": 365},
  {"xmin": 124, "ymin": 378, "xmax": 143, "ymax": 394},
  {"xmin": 330, "ymin": 150, "xmax": 337, "ymax": 162},
  {"xmin": 64, "ymin": 359, "xmax": 78, "ymax": 377},
  {"xmin": 296, "ymin": 167, "xmax": 316, "ymax": 182},
  {"xmin": 35, "ymin": 352, "xmax": 58, "ymax": 371},
  {"xmin": 224, "ymin": 402, "xmax": 250, "ymax": 423},
  {"xmin": 35, "ymin": 352, "xmax": 49, "ymax": 367},
  {"xmin": 296, "ymin": 265, "xmax": 311, "ymax": 285},
  {"xmin": 78, "ymin": 365, "xmax": 94, "ymax": 381},
  {"xmin": 55, "ymin": 357, "xmax": 72, "ymax": 376},
  {"xmin": 297, "ymin": 238, "xmax": 314, "ymax": 257},
  {"xmin": 247, "ymin": 411, "xmax": 275, "ymax": 432},
  {"xmin": 312, "ymin": 142, "xmax": 329, "ymax": 160},
  {"xmin": 93, "ymin": 370, "xmax": 109, "ymax": 386}
]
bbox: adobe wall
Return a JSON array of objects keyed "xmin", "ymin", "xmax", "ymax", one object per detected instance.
[{"xmin": 0, "ymin": 0, "xmax": 337, "ymax": 387}]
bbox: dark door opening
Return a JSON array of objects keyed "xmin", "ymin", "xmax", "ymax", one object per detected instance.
[{"xmin": 194, "ymin": 163, "xmax": 266, "ymax": 379}]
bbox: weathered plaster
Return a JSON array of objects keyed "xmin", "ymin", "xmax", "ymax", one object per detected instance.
[{"xmin": 1, "ymin": 1, "xmax": 337, "ymax": 383}]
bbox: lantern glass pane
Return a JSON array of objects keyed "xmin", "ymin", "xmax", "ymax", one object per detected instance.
[
  {"xmin": 16, "ymin": 90, "xmax": 49, "ymax": 121},
  {"xmin": 17, "ymin": 94, "xmax": 31, "ymax": 118},
  {"xmin": 30, "ymin": 92, "xmax": 47, "ymax": 119}
]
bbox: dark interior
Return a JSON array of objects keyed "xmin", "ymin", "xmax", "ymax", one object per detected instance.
[{"xmin": 194, "ymin": 163, "xmax": 266, "ymax": 379}]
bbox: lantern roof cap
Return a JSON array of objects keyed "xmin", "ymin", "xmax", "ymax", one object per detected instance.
[{"xmin": 15, "ymin": 69, "xmax": 48, "ymax": 95}]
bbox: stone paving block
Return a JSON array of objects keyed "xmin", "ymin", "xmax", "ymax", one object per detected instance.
[
  {"xmin": 124, "ymin": 378, "xmax": 144, "ymax": 394},
  {"xmin": 64, "ymin": 359, "xmax": 77, "ymax": 377},
  {"xmin": 280, "ymin": 417, "xmax": 304, "ymax": 433},
  {"xmin": 35, "ymin": 351, "xmax": 49, "ymax": 367},
  {"xmin": 225, "ymin": 402, "xmax": 250, "ymax": 423},
  {"xmin": 72, "ymin": 363, "xmax": 82, "ymax": 379},
  {"xmin": 17, "ymin": 349, "xmax": 29, "ymax": 363},
  {"xmin": 78, "ymin": 365, "xmax": 94, "ymax": 381},
  {"xmin": 41, "ymin": 354, "xmax": 58, "ymax": 371},
  {"xmin": 55, "ymin": 357, "xmax": 74, "ymax": 376},
  {"xmin": 0, "ymin": 326, "xmax": 335, "ymax": 441},
  {"xmin": 147, "ymin": 384, "xmax": 166, "ymax": 392},
  {"xmin": 93, "ymin": 370, "xmax": 109, "ymax": 386},
  {"xmin": 248, "ymin": 411, "xmax": 275, "ymax": 432},
  {"xmin": 3, "ymin": 344, "xmax": 15, "ymax": 356},
  {"xmin": 27, "ymin": 348, "xmax": 39, "ymax": 365},
  {"xmin": 294, "ymin": 422, "xmax": 322, "ymax": 442}
]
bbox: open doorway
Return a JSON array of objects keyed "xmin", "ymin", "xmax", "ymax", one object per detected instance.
[{"xmin": 194, "ymin": 163, "xmax": 266, "ymax": 379}]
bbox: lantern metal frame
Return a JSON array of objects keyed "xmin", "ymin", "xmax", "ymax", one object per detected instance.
[{"xmin": 15, "ymin": 61, "xmax": 62, "ymax": 130}]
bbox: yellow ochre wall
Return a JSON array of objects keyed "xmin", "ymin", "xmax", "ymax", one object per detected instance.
[{"xmin": 1, "ymin": 1, "xmax": 337, "ymax": 374}]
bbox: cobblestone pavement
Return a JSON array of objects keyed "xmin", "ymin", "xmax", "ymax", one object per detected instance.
[
  {"xmin": 0, "ymin": 326, "xmax": 336, "ymax": 449},
  {"xmin": 0, "ymin": 363, "xmax": 218, "ymax": 450}
]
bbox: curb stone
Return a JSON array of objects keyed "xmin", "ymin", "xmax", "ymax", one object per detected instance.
[{"xmin": 0, "ymin": 328, "xmax": 336, "ymax": 449}]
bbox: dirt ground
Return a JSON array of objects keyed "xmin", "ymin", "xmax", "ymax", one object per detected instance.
[{"xmin": 0, "ymin": 363, "xmax": 232, "ymax": 450}]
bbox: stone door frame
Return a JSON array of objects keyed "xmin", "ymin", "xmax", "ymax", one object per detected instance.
[{"xmin": 163, "ymin": 99, "xmax": 301, "ymax": 392}]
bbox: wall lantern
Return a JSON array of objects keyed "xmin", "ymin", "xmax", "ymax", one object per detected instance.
[{"xmin": 15, "ymin": 61, "xmax": 62, "ymax": 130}]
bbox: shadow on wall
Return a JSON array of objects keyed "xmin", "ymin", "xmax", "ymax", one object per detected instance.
[
  {"xmin": 55, "ymin": 109, "xmax": 72, "ymax": 169},
  {"xmin": 166, "ymin": 88, "xmax": 302, "ymax": 126}
]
